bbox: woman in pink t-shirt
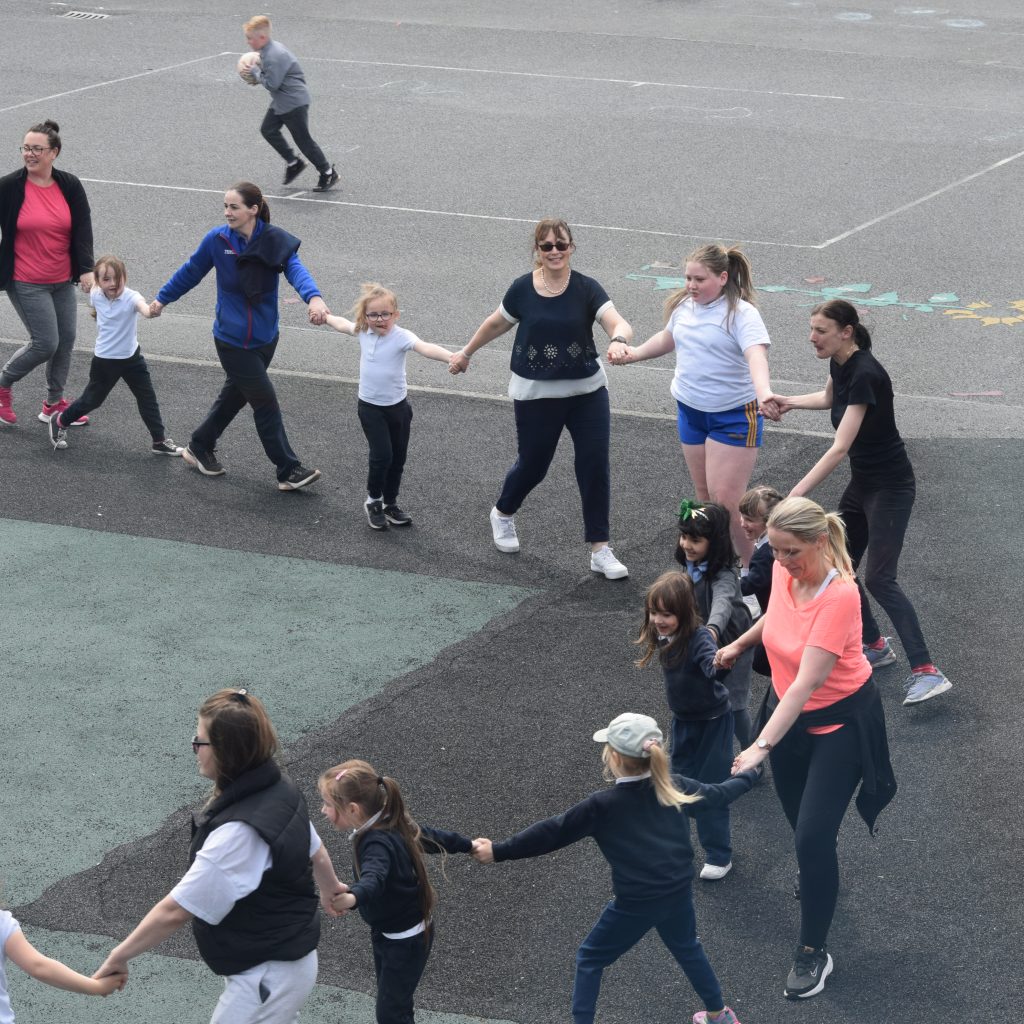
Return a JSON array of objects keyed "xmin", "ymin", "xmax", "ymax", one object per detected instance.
[
  {"xmin": 716, "ymin": 496, "xmax": 896, "ymax": 1002},
  {"xmin": 0, "ymin": 119, "xmax": 94, "ymax": 427}
]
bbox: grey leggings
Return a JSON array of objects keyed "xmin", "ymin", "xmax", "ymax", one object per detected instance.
[{"xmin": 1, "ymin": 280, "xmax": 78, "ymax": 403}]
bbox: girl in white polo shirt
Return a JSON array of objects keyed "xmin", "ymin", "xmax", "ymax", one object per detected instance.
[
  {"xmin": 47, "ymin": 254, "xmax": 182, "ymax": 455},
  {"xmin": 607, "ymin": 245, "xmax": 777, "ymax": 564},
  {"xmin": 324, "ymin": 283, "xmax": 454, "ymax": 530}
]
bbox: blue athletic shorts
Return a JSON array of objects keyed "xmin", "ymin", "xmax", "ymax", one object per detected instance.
[{"xmin": 676, "ymin": 400, "xmax": 763, "ymax": 448}]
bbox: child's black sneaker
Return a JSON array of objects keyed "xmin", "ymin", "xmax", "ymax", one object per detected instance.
[
  {"xmin": 784, "ymin": 945, "xmax": 832, "ymax": 999},
  {"xmin": 383, "ymin": 504, "xmax": 412, "ymax": 526},
  {"xmin": 365, "ymin": 500, "xmax": 388, "ymax": 530},
  {"xmin": 313, "ymin": 164, "xmax": 339, "ymax": 192},
  {"xmin": 283, "ymin": 158, "xmax": 307, "ymax": 185},
  {"xmin": 183, "ymin": 445, "xmax": 225, "ymax": 476},
  {"xmin": 278, "ymin": 465, "xmax": 321, "ymax": 491},
  {"xmin": 152, "ymin": 438, "xmax": 183, "ymax": 456}
]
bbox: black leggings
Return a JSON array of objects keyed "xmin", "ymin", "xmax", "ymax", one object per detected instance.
[
  {"xmin": 839, "ymin": 475, "xmax": 931, "ymax": 667},
  {"xmin": 770, "ymin": 723, "xmax": 862, "ymax": 950}
]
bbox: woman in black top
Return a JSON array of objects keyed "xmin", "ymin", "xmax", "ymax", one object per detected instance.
[
  {"xmin": 449, "ymin": 218, "xmax": 634, "ymax": 579},
  {"xmin": 774, "ymin": 299, "xmax": 952, "ymax": 706}
]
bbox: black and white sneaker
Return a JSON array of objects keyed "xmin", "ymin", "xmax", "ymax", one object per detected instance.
[
  {"xmin": 283, "ymin": 159, "xmax": 307, "ymax": 185},
  {"xmin": 365, "ymin": 500, "xmax": 388, "ymax": 530},
  {"xmin": 278, "ymin": 465, "xmax": 321, "ymax": 491},
  {"xmin": 312, "ymin": 164, "xmax": 339, "ymax": 192},
  {"xmin": 152, "ymin": 438, "xmax": 183, "ymax": 456},
  {"xmin": 383, "ymin": 504, "xmax": 412, "ymax": 526},
  {"xmin": 48, "ymin": 411, "xmax": 68, "ymax": 450},
  {"xmin": 784, "ymin": 945, "xmax": 833, "ymax": 1000},
  {"xmin": 182, "ymin": 445, "xmax": 225, "ymax": 476}
]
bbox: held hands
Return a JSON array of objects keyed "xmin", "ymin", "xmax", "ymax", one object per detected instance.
[
  {"xmin": 330, "ymin": 889, "xmax": 357, "ymax": 915},
  {"xmin": 757, "ymin": 393, "xmax": 783, "ymax": 422},
  {"xmin": 92, "ymin": 970, "xmax": 127, "ymax": 996},
  {"xmin": 308, "ymin": 297, "xmax": 330, "ymax": 326},
  {"xmin": 93, "ymin": 953, "xmax": 129, "ymax": 987},
  {"xmin": 471, "ymin": 838, "xmax": 494, "ymax": 864},
  {"xmin": 79, "ymin": 272, "xmax": 95, "ymax": 294},
  {"xmin": 714, "ymin": 642, "xmax": 741, "ymax": 671},
  {"xmin": 149, "ymin": 300, "xmax": 164, "ymax": 318},
  {"xmin": 321, "ymin": 881, "xmax": 349, "ymax": 918},
  {"xmin": 732, "ymin": 743, "xmax": 769, "ymax": 776},
  {"xmin": 606, "ymin": 341, "xmax": 632, "ymax": 365},
  {"xmin": 448, "ymin": 350, "xmax": 470, "ymax": 375}
]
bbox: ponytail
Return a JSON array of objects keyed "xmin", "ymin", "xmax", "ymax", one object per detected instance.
[
  {"xmin": 767, "ymin": 497, "xmax": 855, "ymax": 582},
  {"xmin": 823, "ymin": 513, "xmax": 854, "ymax": 579},
  {"xmin": 663, "ymin": 243, "xmax": 757, "ymax": 328},
  {"xmin": 601, "ymin": 743, "xmax": 699, "ymax": 809},
  {"xmin": 229, "ymin": 180, "xmax": 271, "ymax": 224}
]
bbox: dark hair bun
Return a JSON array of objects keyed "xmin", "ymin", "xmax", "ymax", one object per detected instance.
[{"xmin": 43, "ymin": 120, "xmax": 60, "ymax": 133}]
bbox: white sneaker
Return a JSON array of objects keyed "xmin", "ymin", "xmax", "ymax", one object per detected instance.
[
  {"xmin": 489, "ymin": 506, "xmax": 519, "ymax": 552},
  {"xmin": 590, "ymin": 545, "xmax": 628, "ymax": 579},
  {"xmin": 699, "ymin": 861, "xmax": 732, "ymax": 881}
]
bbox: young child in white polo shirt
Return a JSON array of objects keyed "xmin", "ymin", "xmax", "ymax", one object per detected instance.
[
  {"xmin": 47, "ymin": 254, "xmax": 182, "ymax": 455},
  {"xmin": 324, "ymin": 283, "xmax": 454, "ymax": 530}
]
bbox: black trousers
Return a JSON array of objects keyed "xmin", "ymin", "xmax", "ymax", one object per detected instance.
[
  {"xmin": 61, "ymin": 350, "xmax": 165, "ymax": 439},
  {"xmin": 770, "ymin": 722, "xmax": 862, "ymax": 950},
  {"xmin": 358, "ymin": 398, "xmax": 412, "ymax": 505},
  {"xmin": 260, "ymin": 104, "xmax": 329, "ymax": 173},
  {"xmin": 371, "ymin": 929, "xmax": 433, "ymax": 1024}
]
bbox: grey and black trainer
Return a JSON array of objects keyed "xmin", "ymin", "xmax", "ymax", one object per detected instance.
[
  {"xmin": 182, "ymin": 445, "xmax": 225, "ymax": 476},
  {"xmin": 784, "ymin": 946, "xmax": 833, "ymax": 1000},
  {"xmin": 365, "ymin": 500, "xmax": 388, "ymax": 530}
]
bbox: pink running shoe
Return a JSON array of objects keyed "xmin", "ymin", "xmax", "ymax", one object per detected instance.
[
  {"xmin": 693, "ymin": 1010, "xmax": 742, "ymax": 1024},
  {"xmin": 39, "ymin": 398, "xmax": 88, "ymax": 426},
  {"xmin": 0, "ymin": 386, "xmax": 14, "ymax": 425}
]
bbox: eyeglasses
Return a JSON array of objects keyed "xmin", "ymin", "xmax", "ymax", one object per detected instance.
[
  {"xmin": 19, "ymin": 145, "xmax": 51, "ymax": 155},
  {"xmin": 537, "ymin": 241, "xmax": 571, "ymax": 252},
  {"xmin": 366, "ymin": 311, "xmax": 395, "ymax": 321},
  {"xmin": 191, "ymin": 736, "xmax": 212, "ymax": 753}
]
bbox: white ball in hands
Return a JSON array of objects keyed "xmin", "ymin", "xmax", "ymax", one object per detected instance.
[{"xmin": 237, "ymin": 52, "xmax": 261, "ymax": 85}]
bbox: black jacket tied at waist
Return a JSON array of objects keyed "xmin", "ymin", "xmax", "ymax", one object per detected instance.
[{"xmin": 235, "ymin": 225, "xmax": 301, "ymax": 304}]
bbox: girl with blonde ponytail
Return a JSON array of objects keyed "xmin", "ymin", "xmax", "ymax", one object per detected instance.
[
  {"xmin": 606, "ymin": 243, "xmax": 779, "ymax": 564},
  {"xmin": 471, "ymin": 712, "xmax": 756, "ymax": 1024}
]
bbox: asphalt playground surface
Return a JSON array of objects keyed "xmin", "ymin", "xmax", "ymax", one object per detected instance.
[{"xmin": 2, "ymin": 1, "xmax": 1023, "ymax": 1021}]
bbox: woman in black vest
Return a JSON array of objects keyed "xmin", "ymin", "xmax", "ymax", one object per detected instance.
[
  {"xmin": 449, "ymin": 218, "xmax": 634, "ymax": 579},
  {"xmin": 94, "ymin": 688, "xmax": 346, "ymax": 1023}
]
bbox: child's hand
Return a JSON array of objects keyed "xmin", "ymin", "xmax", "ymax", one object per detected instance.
[
  {"xmin": 330, "ymin": 891, "xmax": 357, "ymax": 915},
  {"xmin": 448, "ymin": 350, "xmax": 470, "ymax": 375},
  {"xmin": 732, "ymin": 743, "xmax": 769, "ymax": 775},
  {"xmin": 714, "ymin": 642, "xmax": 740, "ymax": 670},
  {"xmin": 94, "ymin": 970, "xmax": 127, "ymax": 995},
  {"xmin": 471, "ymin": 838, "xmax": 494, "ymax": 864},
  {"xmin": 606, "ymin": 341, "xmax": 632, "ymax": 364},
  {"xmin": 321, "ymin": 881, "xmax": 349, "ymax": 917},
  {"xmin": 149, "ymin": 300, "xmax": 164, "ymax": 318}
]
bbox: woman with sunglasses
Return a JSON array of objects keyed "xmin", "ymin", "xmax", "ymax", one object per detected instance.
[
  {"xmin": 450, "ymin": 218, "xmax": 634, "ymax": 578},
  {"xmin": 0, "ymin": 120, "xmax": 95, "ymax": 427},
  {"xmin": 93, "ymin": 688, "xmax": 347, "ymax": 1023}
]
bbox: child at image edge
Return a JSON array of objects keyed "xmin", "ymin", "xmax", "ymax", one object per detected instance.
[
  {"xmin": 473, "ymin": 712, "xmax": 755, "ymax": 1024},
  {"xmin": 47, "ymin": 254, "xmax": 182, "ymax": 455},
  {"xmin": 319, "ymin": 760, "xmax": 471, "ymax": 1024},
  {"xmin": 1, "ymin": 907, "xmax": 124, "ymax": 1020},
  {"xmin": 324, "ymin": 283, "xmax": 453, "ymax": 530}
]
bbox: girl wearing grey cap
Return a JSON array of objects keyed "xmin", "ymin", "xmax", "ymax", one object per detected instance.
[{"xmin": 471, "ymin": 712, "xmax": 757, "ymax": 1024}]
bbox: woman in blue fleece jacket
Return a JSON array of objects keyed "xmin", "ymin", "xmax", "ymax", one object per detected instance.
[
  {"xmin": 152, "ymin": 180, "xmax": 328, "ymax": 491},
  {"xmin": 473, "ymin": 713, "xmax": 754, "ymax": 1024}
]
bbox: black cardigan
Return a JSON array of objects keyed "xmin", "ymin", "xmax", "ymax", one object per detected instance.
[{"xmin": 0, "ymin": 166, "xmax": 94, "ymax": 287}]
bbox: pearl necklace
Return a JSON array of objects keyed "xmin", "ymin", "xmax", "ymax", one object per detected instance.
[{"xmin": 540, "ymin": 267, "xmax": 570, "ymax": 296}]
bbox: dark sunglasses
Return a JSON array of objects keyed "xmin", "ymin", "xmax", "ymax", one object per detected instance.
[{"xmin": 537, "ymin": 241, "xmax": 571, "ymax": 252}]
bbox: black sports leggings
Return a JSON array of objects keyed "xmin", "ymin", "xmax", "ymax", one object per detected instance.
[{"xmin": 770, "ymin": 722, "xmax": 862, "ymax": 950}]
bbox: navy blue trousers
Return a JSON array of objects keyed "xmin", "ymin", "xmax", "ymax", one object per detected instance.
[
  {"xmin": 371, "ymin": 929, "xmax": 433, "ymax": 1024},
  {"xmin": 62, "ymin": 350, "xmax": 166, "ymax": 439}
]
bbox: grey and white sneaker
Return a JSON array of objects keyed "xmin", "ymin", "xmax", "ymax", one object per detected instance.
[
  {"xmin": 183, "ymin": 445, "xmax": 225, "ymax": 476},
  {"xmin": 278, "ymin": 465, "xmax": 321, "ymax": 491},
  {"xmin": 903, "ymin": 669, "xmax": 952, "ymax": 705},
  {"xmin": 864, "ymin": 637, "xmax": 897, "ymax": 668},
  {"xmin": 489, "ymin": 506, "xmax": 519, "ymax": 552},
  {"xmin": 590, "ymin": 545, "xmax": 628, "ymax": 579},
  {"xmin": 784, "ymin": 945, "xmax": 832, "ymax": 1000},
  {"xmin": 152, "ymin": 438, "xmax": 183, "ymax": 456},
  {"xmin": 365, "ymin": 500, "xmax": 388, "ymax": 530},
  {"xmin": 47, "ymin": 411, "xmax": 67, "ymax": 450}
]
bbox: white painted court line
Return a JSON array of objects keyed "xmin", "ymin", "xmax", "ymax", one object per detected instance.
[
  {"xmin": 0, "ymin": 53, "xmax": 232, "ymax": 115},
  {"xmin": 77, "ymin": 178, "xmax": 817, "ymax": 249},
  {"xmin": 815, "ymin": 147, "xmax": 1024, "ymax": 248},
  {"xmin": 297, "ymin": 56, "xmax": 845, "ymax": 101}
]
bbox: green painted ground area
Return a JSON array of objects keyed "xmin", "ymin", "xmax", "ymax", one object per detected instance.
[
  {"xmin": 2, "ymin": 518, "xmax": 534, "ymax": 905},
  {"xmin": 6, "ymin": 926, "xmax": 518, "ymax": 1024}
]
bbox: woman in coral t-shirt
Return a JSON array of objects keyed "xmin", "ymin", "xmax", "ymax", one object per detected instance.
[
  {"xmin": 0, "ymin": 119, "xmax": 94, "ymax": 428},
  {"xmin": 716, "ymin": 496, "xmax": 896, "ymax": 1003}
]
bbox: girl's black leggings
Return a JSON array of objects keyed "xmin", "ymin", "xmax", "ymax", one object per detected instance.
[{"xmin": 770, "ymin": 722, "xmax": 862, "ymax": 950}]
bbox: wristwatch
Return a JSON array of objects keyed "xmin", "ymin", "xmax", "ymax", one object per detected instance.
[{"xmin": 756, "ymin": 738, "xmax": 773, "ymax": 752}]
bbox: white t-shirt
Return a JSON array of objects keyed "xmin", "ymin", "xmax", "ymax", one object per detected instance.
[
  {"xmin": 358, "ymin": 325, "xmax": 418, "ymax": 406},
  {"xmin": 668, "ymin": 295, "xmax": 770, "ymax": 412},
  {"xmin": 90, "ymin": 286, "xmax": 144, "ymax": 360},
  {"xmin": 171, "ymin": 822, "xmax": 321, "ymax": 926},
  {"xmin": 0, "ymin": 910, "xmax": 19, "ymax": 1024}
]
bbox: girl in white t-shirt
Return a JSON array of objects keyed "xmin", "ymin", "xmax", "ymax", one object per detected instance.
[
  {"xmin": 324, "ymin": 283, "xmax": 454, "ymax": 530},
  {"xmin": 0, "ymin": 907, "xmax": 124, "ymax": 1021},
  {"xmin": 606, "ymin": 245, "xmax": 779, "ymax": 564},
  {"xmin": 47, "ymin": 255, "xmax": 182, "ymax": 455}
]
